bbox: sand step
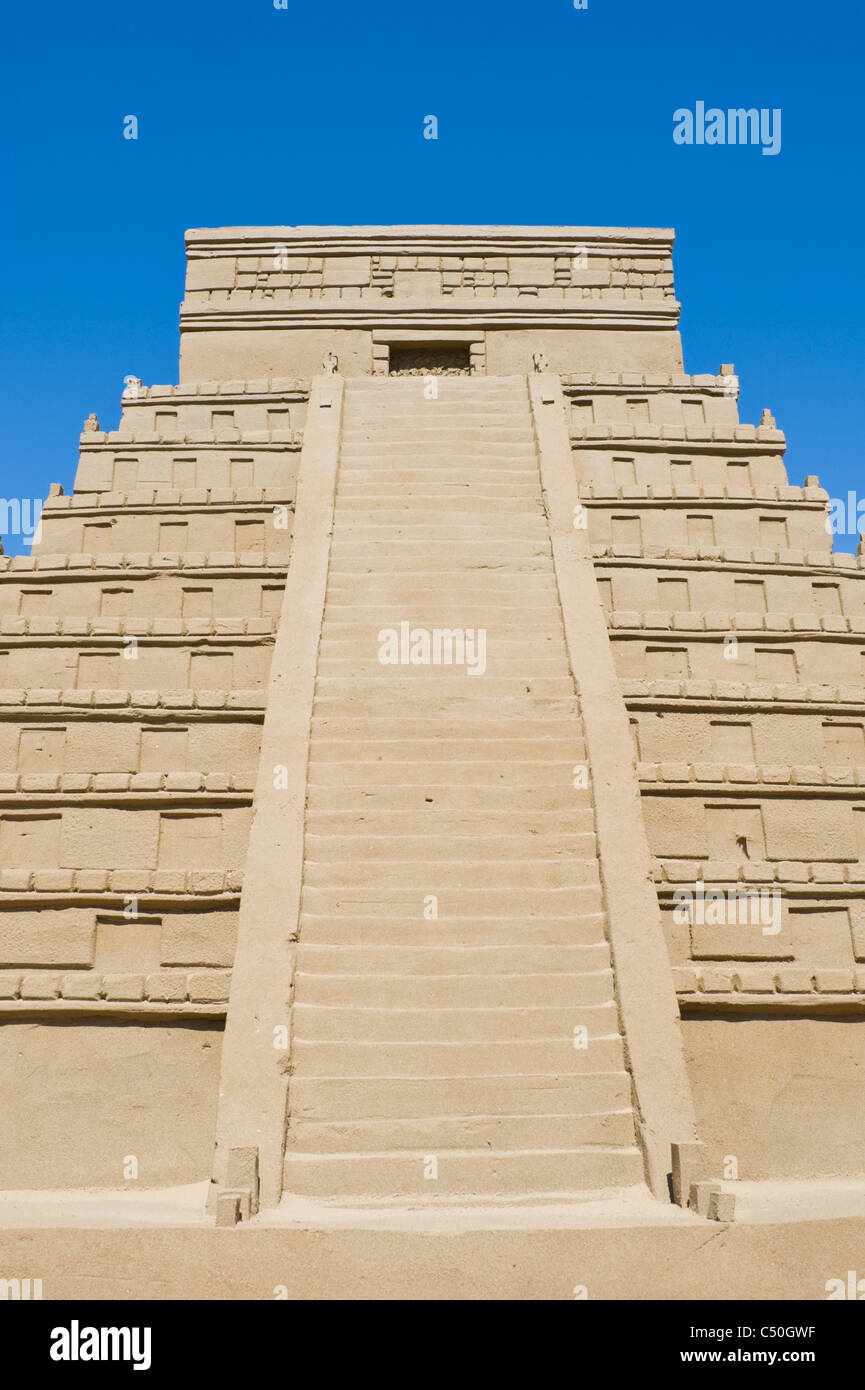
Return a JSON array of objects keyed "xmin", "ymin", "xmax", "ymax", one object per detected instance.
[
  {"xmin": 305, "ymin": 759, "xmax": 583, "ymax": 785},
  {"xmin": 341, "ymin": 425, "xmax": 532, "ymax": 441},
  {"xmin": 296, "ymin": 917, "xmax": 609, "ymax": 948},
  {"xmin": 290, "ymin": 1034, "xmax": 628, "ymax": 1078},
  {"xmin": 313, "ymin": 678, "xmax": 575, "ymax": 698},
  {"xmin": 303, "ymin": 808, "xmax": 597, "ymax": 831},
  {"xmin": 308, "ymin": 737, "xmax": 584, "ymax": 762},
  {"xmin": 327, "ymin": 556, "xmax": 554, "ymax": 574},
  {"xmin": 319, "ymin": 613, "xmax": 563, "ymax": 629},
  {"xmin": 316, "ymin": 664, "xmax": 571, "ymax": 682},
  {"xmin": 302, "ymin": 832, "xmax": 596, "ymax": 862},
  {"xmin": 285, "ymin": 1110, "xmax": 637, "ymax": 1153},
  {"xmin": 305, "ymin": 785, "xmax": 590, "ymax": 813},
  {"xmin": 332, "ymin": 514, "xmax": 549, "ymax": 532},
  {"xmin": 308, "ymin": 722, "xmax": 578, "ymax": 745},
  {"xmin": 293, "ymin": 1001, "xmax": 618, "ymax": 1044},
  {"xmin": 289, "ymin": 1069, "xmax": 630, "ymax": 1121},
  {"xmin": 311, "ymin": 693, "xmax": 580, "ymax": 717},
  {"xmin": 294, "ymin": 967, "xmax": 614, "ymax": 1008},
  {"xmin": 336, "ymin": 480, "xmax": 540, "ymax": 497},
  {"xmin": 296, "ymin": 942, "xmax": 613, "ymax": 975},
  {"xmin": 281, "ymin": 1147, "xmax": 645, "ymax": 1198},
  {"xmin": 301, "ymin": 885, "xmax": 604, "ymax": 913},
  {"xmin": 335, "ymin": 469, "xmax": 540, "ymax": 488},
  {"xmin": 301, "ymin": 862, "xmax": 601, "ymax": 891},
  {"xmin": 325, "ymin": 572, "xmax": 558, "ymax": 591}
]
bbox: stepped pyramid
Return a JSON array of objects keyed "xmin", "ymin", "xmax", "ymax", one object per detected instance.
[{"xmin": 2, "ymin": 228, "xmax": 864, "ymax": 1266}]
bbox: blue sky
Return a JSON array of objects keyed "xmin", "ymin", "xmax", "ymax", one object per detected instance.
[{"xmin": 2, "ymin": 0, "xmax": 862, "ymax": 550}]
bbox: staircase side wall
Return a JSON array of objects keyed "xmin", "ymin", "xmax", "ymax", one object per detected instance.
[
  {"xmin": 211, "ymin": 375, "xmax": 343, "ymax": 1207},
  {"xmin": 529, "ymin": 373, "xmax": 697, "ymax": 1197}
]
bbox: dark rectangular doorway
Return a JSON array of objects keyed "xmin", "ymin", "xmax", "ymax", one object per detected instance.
[{"xmin": 388, "ymin": 342, "xmax": 471, "ymax": 376}]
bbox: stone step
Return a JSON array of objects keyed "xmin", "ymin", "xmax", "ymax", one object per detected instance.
[
  {"xmin": 335, "ymin": 501, "xmax": 544, "ymax": 519},
  {"xmin": 334, "ymin": 469, "xmax": 539, "ymax": 488},
  {"xmin": 308, "ymin": 738, "xmax": 582, "ymax": 763},
  {"xmin": 326, "ymin": 572, "xmax": 557, "ymax": 589},
  {"xmin": 342, "ymin": 396, "xmax": 528, "ymax": 408},
  {"xmin": 305, "ymin": 784, "xmax": 590, "ymax": 813},
  {"xmin": 336, "ymin": 480, "xmax": 540, "ymax": 498},
  {"xmin": 297, "ymin": 915, "xmax": 609, "ymax": 948},
  {"xmin": 293, "ymin": 1001, "xmax": 618, "ymax": 1044},
  {"xmin": 324, "ymin": 612, "xmax": 553, "ymax": 631},
  {"xmin": 300, "ymin": 886, "xmax": 605, "ymax": 916},
  {"xmin": 326, "ymin": 570, "xmax": 554, "ymax": 591},
  {"xmin": 341, "ymin": 402, "xmax": 529, "ymax": 417},
  {"xmin": 290, "ymin": 1034, "xmax": 627, "ymax": 1078},
  {"xmin": 304, "ymin": 808, "xmax": 596, "ymax": 833},
  {"xmin": 332, "ymin": 511, "xmax": 548, "ymax": 531},
  {"xmin": 329, "ymin": 539, "xmax": 551, "ymax": 557},
  {"xmin": 340, "ymin": 418, "xmax": 531, "ymax": 434},
  {"xmin": 343, "ymin": 395, "xmax": 526, "ymax": 405},
  {"xmin": 301, "ymin": 861, "xmax": 601, "ymax": 890},
  {"xmin": 332, "ymin": 514, "xmax": 547, "ymax": 528},
  {"xmin": 316, "ymin": 651, "xmax": 568, "ymax": 671},
  {"xmin": 329, "ymin": 534, "xmax": 548, "ymax": 552},
  {"xmin": 285, "ymin": 1109, "xmax": 636, "ymax": 1153},
  {"xmin": 341, "ymin": 431, "xmax": 536, "ymax": 446},
  {"xmin": 341, "ymin": 400, "xmax": 529, "ymax": 415},
  {"xmin": 326, "ymin": 578, "xmax": 557, "ymax": 593},
  {"xmin": 318, "ymin": 633, "xmax": 570, "ymax": 647},
  {"xmin": 331, "ymin": 530, "xmax": 544, "ymax": 546},
  {"xmin": 327, "ymin": 555, "xmax": 553, "ymax": 574},
  {"xmin": 320, "ymin": 609, "xmax": 562, "ymax": 626},
  {"xmin": 341, "ymin": 415, "xmax": 531, "ymax": 424},
  {"xmin": 314, "ymin": 672, "xmax": 575, "ymax": 696},
  {"xmin": 334, "ymin": 502, "xmax": 543, "ymax": 518},
  {"xmin": 309, "ymin": 718, "xmax": 579, "ymax": 742},
  {"xmin": 282, "ymin": 1146, "xmax": 644, "ymax": 1198},
  {"xmin": 316, "ymin": 658, "xmax": 570, "ymax": 679},
  {"xmin": 311, "ymin": 694, "xmax": 580, "ymax": 720},
  {"xmin": 294, "ymin": 966, "xmax": 613, "ymax": 1008},
  {"xmin": 337, "ymin": 460, "xmax": 536, "ymax": 474},
  {"xmin": 341, "ymin": 426, "xmax": 533, "ymax": 443},
  {"xmin": 305, "ymin": 758, "xmax": 582, "ymax": 785},
  {"xmin": 296, "ymin": 942, "xmax": 612, "ymax": 975},
  {"xmin": 302, "ymin": 832, "xmax": 596, "ymax": 861},
  {"xmin": 320, "ymin": 622, "xmax": 564, "ymax": 637},
  {"xmin": 341, "ymin": 399, "xmax": 525, "ymax": 412},
  {"xmin": 339, "ymin": 451, "xmax": 538, "ymax": 468},
  {"xmin": 340, "ymin": 443, "xmax": 535, "ymax": 459},
  {"xmin": 340, "ymin": 403, "xmax": 528, "ymax": 414},
  {"xmin": 341, "ymin": 398, "xmax": 529, "ymax": 409},
  {"xmin": 289, "ymin": 1069, "xmax": 631, "ymax": 1121}
]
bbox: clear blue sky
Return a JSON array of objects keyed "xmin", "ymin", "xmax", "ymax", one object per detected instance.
[{"xmin": 2, "ymin": 0, "xmax": 862, "ymax": 550}]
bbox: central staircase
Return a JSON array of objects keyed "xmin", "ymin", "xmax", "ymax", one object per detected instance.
[{"xmin": 282, "ymin": 376, "xmax": 645, "ymax": 1204}]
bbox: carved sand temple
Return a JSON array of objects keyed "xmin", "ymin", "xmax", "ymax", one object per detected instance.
[{"xmin": 1, "ymin": 226, "xmax": 864, "ymax": 1299}]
